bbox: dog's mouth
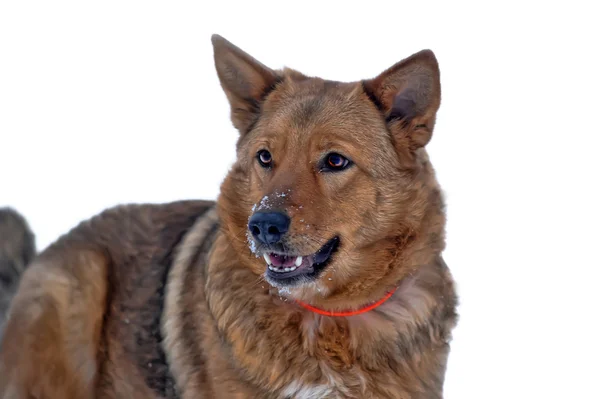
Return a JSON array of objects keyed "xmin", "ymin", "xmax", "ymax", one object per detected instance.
[{"xmin": 262, "ymin": 237, "xmax": 339, "ymax": 284}]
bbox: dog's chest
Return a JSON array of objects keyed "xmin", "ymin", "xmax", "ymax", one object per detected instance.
[
  {"xmin": 281, "ymin": 381, "xmax": 337, "ymax": 399},
  {"xmin": 279, "ymin": 363, "xmax": 396, "ymax": 399},
  {"xmin": 280, "ymin": 363, "xmax": 412, "ymax": 399},
  {"xmin": 278, "ymin": 315, "xmax": 404, "ymax": 398}
]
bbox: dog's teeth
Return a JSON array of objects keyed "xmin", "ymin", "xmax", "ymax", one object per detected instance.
[
  {"xmin": 263, "ymin": 254, "xmax": 272, "ymax": 265},
  {"xmin": 295, "ymin": 256, "xmax": 303, "ymax": 267},
  {"xmin": 284, "ymin": 267, "xmax": 291, "ymax": 272},
  {"xmin": 268, "ymin": 265, "xmax": 274, "ymax": 271},
  {"xmin": 290, "ymin": 266, "xmax": 297, "ymax": 271}
]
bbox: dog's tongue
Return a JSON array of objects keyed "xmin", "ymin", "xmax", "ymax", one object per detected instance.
[{"xmin": 269, "ymin": 254, "xmax": 296, "ymax": 267}]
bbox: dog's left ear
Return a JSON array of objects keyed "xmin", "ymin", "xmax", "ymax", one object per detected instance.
[
  {"xmin": 212, "ymin": 34, "xmax": 280, "ymax": 134},
  {"xmin": 363, "ymin": 50, "xmax": 441, "ymax": 149}
]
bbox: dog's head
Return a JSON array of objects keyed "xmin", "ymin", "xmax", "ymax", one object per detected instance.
[{"xmin": 213, "ymin": 35, "xmax": 445, "ymax": 303}]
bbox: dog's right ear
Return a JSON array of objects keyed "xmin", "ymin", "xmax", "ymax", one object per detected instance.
[{"xmin": 212, "ymin": 35, "xmax": 280, "ymax": 134}]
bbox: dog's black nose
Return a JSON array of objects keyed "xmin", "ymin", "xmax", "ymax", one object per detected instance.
[{"xmin": 248, "ymin": 211, "xmax": 290, "ymax": 245}]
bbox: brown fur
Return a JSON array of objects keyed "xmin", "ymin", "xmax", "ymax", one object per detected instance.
[{"xmin": 0, "ymin": 35, "xmax": 457, "ymax": 398}]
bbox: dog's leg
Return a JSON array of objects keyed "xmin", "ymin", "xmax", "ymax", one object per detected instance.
[{"xmin": 0, "ymin": 249, "xmax": 109, "ymax": 398}]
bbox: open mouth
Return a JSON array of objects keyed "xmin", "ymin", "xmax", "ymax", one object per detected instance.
[{"xmin": 263, "ymin": 237, "xmax": 340, "ymax": 284}]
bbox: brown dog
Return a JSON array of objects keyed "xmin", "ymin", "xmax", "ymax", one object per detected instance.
[{"xmin": 0, "ymin": 35, "xmax": 457, "ymax": 398}]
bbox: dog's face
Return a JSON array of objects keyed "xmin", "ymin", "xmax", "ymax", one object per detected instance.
[{"xmin": 214, "ymin": 36, "xmax": 443, "ymax": 301}]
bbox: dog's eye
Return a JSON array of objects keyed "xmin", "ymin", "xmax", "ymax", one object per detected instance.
[
  {"xmin": 323, "ymin": 153, "xmax": 351, "ymax": 171},
  {"xmin": 257, "ymin": 150, "xmax": 272, "ymax": 168}
]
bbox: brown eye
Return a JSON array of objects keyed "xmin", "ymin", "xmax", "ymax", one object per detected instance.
[
  {"xmin": 324, "ymin": 153, "xmax": 350, "ymax": 171},
  {"xmin": 257, "ymin": 150, "xmax": 272, "ymax": 167}
]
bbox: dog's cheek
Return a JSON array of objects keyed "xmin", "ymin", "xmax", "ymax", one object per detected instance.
[{"xmin": 338, "ymin": 176, "xmax": 379, "ymax": 243}]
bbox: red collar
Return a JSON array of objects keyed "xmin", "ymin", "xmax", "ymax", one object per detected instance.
[{"xmin": 294, "ymin": 287, "xmax": 397, "ymax": 317}]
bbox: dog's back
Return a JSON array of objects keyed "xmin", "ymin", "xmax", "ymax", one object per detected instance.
[{"xmin": 0, "ymin": 208, "xmax": 36, "ymax": 336}]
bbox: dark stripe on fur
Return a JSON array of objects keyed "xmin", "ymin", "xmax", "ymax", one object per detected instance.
[{"xmin": 142, "ymin": 208, "xmax": 215, "ymax": 398}]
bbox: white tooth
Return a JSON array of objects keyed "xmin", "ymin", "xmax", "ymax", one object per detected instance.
[
  {"xmin": 284, "ymin": 267, "xmax": 291, "ymax": 272},
  {"xmin": 290, "ymin": 266, "xmax": 297, "ymax": 271},
  {"xmin": 295, "ymin": 256, "xmax": 303, "ymax": 267},
  {"xmin": 268, "ymin": 265, "xmax": 274, "ymax": 271},
  {"xmin": 263, "ymin": 254, "xmax": 272, "ymax": 265}
]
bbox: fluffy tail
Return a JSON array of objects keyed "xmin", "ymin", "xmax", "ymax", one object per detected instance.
[{"xmin": 0, "ymin": 208, "xmax": 36, "ymax": 334}]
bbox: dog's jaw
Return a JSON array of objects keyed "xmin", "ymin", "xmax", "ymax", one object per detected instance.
[{"xmin": 255, "ymin": 236, "xmax": 340, "ymax": 288}]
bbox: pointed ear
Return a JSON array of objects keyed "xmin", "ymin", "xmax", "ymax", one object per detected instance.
[
  {"xmin": 211, "ymin": 35, "xmax": 280, "ymax": 134},
  {"xmin": 363, "ymin": 50, "xmax": 441, "ymax": 148}
]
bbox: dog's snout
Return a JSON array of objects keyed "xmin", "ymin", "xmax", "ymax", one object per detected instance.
[{"xmin": 248, "ymin": 211, "xmax": 290, "ymax": 245}]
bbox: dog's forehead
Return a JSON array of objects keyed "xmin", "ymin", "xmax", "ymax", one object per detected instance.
[{"xmin": 260, "ymin": 77, "xmax": 385, "ymax": 142}]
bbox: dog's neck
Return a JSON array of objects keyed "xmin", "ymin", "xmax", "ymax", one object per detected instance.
[{"xmin": 294, "ymin": 287, "xmax": 398, "ymax": 317}]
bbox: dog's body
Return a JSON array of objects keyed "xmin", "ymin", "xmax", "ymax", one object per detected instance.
[{"xmin": 0, "ymin": 36, "xmax": 457, "ymax": 398}]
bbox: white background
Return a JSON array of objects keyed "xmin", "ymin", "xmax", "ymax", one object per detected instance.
[{"xmin": 1, "ymin": 1, "xmax": 599, "ymax": 397}]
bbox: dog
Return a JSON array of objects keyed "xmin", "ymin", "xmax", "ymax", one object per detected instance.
[
  {"xmin": 0, "ymin": 208, "xmax": 36, "ymax": 340},
  {"xmin": 0, "ymin": 35, "xmax": 458, "ymax": 398}
]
